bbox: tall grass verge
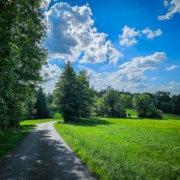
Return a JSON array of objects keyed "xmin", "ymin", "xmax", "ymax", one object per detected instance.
[{"xmin": 54, "ymin": 116, "xmax": 180, "ymax": 180}]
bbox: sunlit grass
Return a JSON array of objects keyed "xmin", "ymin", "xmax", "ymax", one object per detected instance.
[
  {"xmin": 52, "ymin": 111, "xmax": 63, "ymax": 119},
  {"xmin": 163, "ymin": 113, "xmax": 180, "ymax": 120},
  {"xmin": 54, "ymin": 115, "xmax": 180, "ymax": 180},
  {"xmin": 126, "ymin": 109, "xmax": 137, "ymax": 117}
]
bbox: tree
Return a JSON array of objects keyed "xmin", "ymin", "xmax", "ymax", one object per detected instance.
[
  {"xmin": 97, "ymin": 88, "xmax": 126, "ymax": 118},
  {"xmin": 34, "ymin": 88, "xmax": 53, "ymax": 119},
  {"xmin": 170, "ymin": 94, "xmax": 180, "ymax": 115},
  {"xmin": 154, "ymin": 91, "xmax": 171, "ymax": 113},
  {"xmin": 53, "ymin": 62, "xmax": 93, "ymax": 122},
  {"xmin": 77, "ymin": 70, "xmax": 94, "ymax": 117},
  {"xmin": 0, "ymin": 0, "xmax": 47, "ymax": 129},
  {"xmin": 133, "ymin": 94, "xmax": 162, "ymax": 119},
  {"xmin": 121, "ymin": 93, "xmax": 133, "ymax": 109},
  {"xmin": 25, "ymin": 92, "xmax": 37, "ymax": 120},
  {"xmin": 53, "ymin": 61, "xmax": 78, "ymax": 122}
]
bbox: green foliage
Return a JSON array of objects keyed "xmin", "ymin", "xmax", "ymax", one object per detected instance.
[
  {"xmin": 53, "ymin": 61, "xmax": 93, "ymax": 122},
  {"xmin": 24, "ymin": 88, "xmax": 54, "ymax": 120},
  {"xmin": 53, "ymin": 61, "xmax": 79, "ymax": 122},
  {"xmin": 34, "ymin": 87, "xmax": 53, "ymax": 119},
  {"xmin": 170, "ymin": 94, "xmax": 180, "ymax": 115},
  {"xmin": 54, "ymin": 117, "xmax": 180, "ymax": 180},
  {"xmin": 121, "ymin": 94, "xmax": 133, "ymax": 109},
  {"xmin": 96, "ymin": 89, "xmax": 126, "ymax": 117},
  {"xmin": 0, "ymin": 0, "xmax": 47, "ymax": 129},
  {"xmin": 133, "ymin": 94, "xmax": 163, "ymax": 119},
  {"xmin": 154, "ymin": 91, "xmax": 171, "ymax": 113},
  {"xmin": 76, "ymin": 70, "xmax": 94, "ymax": 117},
  {"xmin": 52, "ymin": 111, "xmax": 63, "ymax": 120},
  {"xmin": 160, "ymin": 102, "xmax": 171, "ymax": 113},
  {"xmin": 24, "ymin": 92, "xmax": 37, "ymax": 119}
]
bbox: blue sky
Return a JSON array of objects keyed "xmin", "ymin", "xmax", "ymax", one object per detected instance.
[{"xmin": 41, "ymin": 0, "xmax": 180, "ymax": 94}]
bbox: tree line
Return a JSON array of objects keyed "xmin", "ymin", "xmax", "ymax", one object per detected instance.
[
  {"xmin": 94, "ymin": 88, "xmax": 180, "ymax": 118},
  {"xmin": 52, "ymin": 61, "xmax": 180, "ymax": 122}
]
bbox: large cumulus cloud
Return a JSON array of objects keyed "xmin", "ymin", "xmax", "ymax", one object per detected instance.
[{"xmin": 44, "ymin": 2, "xmax": 123, "ymax": 64}]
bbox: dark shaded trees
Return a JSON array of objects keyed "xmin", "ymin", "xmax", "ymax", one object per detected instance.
[
  {"xmin": 170, "ymin": 94, "xmax": 180, "ymax": 115},
  {"xmin": 25, "ymin": 88, "xmax": 53, "ymax": 120},
  {"xmin": 0, "ymin": 0, "xmax": 47, "ymax": 129},
  {"xmin": 34, "ymin": 88, "xmax": 53, "ymax": 119},
  {"xmin": 154, "ymin": 91, "xmax": 171, "ymax": 113}
]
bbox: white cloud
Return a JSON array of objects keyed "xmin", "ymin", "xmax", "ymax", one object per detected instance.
[
  {"xmin": 44, "ymin": 2, "xmax": 123, "ymax": 64},
  {"xmin": 158, "ymin": 0, "xmax": 180, "ymax": 20},
  {"xmin": 119, "ymin": 25, "xmax": 140, "ymax": 47},
  {"xmin": 119, "ymin": 26, "xmax": 162, "ymax": 47},
  {"xmin": 79, "ymin": 40, "xmax": 123, "ymax": 64},
  {"xmin": 142, "ymin": 28, "xmax": 162, "ymax": 39},
  {"xmin": 78, "ymin": 65, "xmax": 86, "ymax": 70},
  {"xmin": 41, "ymin": 64, "xmax": 61, "ymax": 81},
  {"xmin": 158, "ymin": 83, "xmax": 180, "ymax": 94},
  {"xmin": 164, "ymin": 0, "xmax": 169, "ymax": 7},
  {"xmin": 169, "ymin": 81, "xmax": 175, "ymax": 85},
  {"xmin": 41, "ymin": 63, "xmax": 61, "ymax": 93},
  {"xmin": 116, "ymin": 52, "xmax": 167, "ymax": 84},
  {"xmin": 42, "ymin": 80, "xmax": 57, "ymax": 94},
  {"xmin": 166, "ymin": 65, "xmax": 179, "ymax": 70},
  {"xmin": 119, "ymin": 52, "xmax": 167, "ymax": 70},
  {"xmin": 41, "ymin": 0, "xmax": 51, "ymax": 9},
  {"xmin": 85, "ymin": 52, "xmax": 167, "ymax": 93},
  {"xmin": 151, "ymin": 77, "xmax": 158, "ymax": 80}
]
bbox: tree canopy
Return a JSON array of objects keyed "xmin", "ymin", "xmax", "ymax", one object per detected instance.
[
  {"xmin": 53, "ymin": 61, "xmax": 94, "ymax": 122},
  {"xmin": 97, "ymin": 88, "xmax": 126, "ymax": 118},
  {"xmin": 0, "ymin": 0, "xmax": 47, "ymax": 129},
  {"xmin": 133, "ymin": 94, "xmax": 163, "ymax": 119}
]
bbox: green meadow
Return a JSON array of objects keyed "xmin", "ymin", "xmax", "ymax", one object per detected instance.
[{"xmin": 54, "ymin": 114, "xmax": 180, "ymax": 180}]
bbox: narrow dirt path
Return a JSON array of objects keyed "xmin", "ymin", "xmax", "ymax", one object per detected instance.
[{"xmin": 0, "ymin": 122, "xmax": 96, "ymax": 180}]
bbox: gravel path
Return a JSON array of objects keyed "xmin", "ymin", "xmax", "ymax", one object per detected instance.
[{"xmin": 0, "ymin": 122, "xmax": 96, "ymax": 180}]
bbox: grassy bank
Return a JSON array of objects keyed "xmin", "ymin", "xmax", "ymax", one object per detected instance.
[
  {"xmin": 54, "ymin": 115, "xmax": 180, "ymax": 180},
  {"xmin": 0, "ymin": 113, "xmax": 62, "ymax": 159}
]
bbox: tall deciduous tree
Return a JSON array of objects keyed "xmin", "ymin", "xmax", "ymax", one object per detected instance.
[
  {"xmin": 97, "ymin": 89, "xmax": 126, "ymax": 118},
  {"xmin": 0, "ymin": 0, "xmax": 47, "ymax": 129},
  {"xmin": 121, "ymin": 93, "xmax": 133, "ymax": 109},
  {"xmin": 133, "ymin": 94, "xmax": 163, "ymax": 119}
]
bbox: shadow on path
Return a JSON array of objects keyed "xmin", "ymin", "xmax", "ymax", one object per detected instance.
[{"xmin": 0, "ymin": 122, "xmax": 96, "ymax": 180}]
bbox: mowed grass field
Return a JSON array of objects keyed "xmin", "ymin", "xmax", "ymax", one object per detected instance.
[{"xmin": 54, "ymin": 114, "xmax": 180, "ymax": 180}]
